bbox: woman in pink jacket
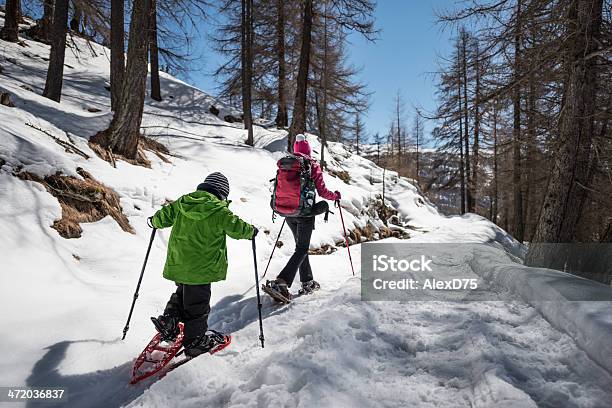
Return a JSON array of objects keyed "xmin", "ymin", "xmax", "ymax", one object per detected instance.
[{"xmin": 265, "ymin": 135, "xmax": 341, "ymax": 301}]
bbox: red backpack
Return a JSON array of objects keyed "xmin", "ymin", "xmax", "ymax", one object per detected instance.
[{"xmin": 271, "ymin": 154, "xmax": 316, "ymax": 217}]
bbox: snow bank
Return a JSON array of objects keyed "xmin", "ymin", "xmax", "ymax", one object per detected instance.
[{"xmin": 469, "ymin": 245, "xmax": 612, "ymax": 374}]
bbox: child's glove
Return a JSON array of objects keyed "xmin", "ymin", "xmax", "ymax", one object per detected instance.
[
  {"xmin": 334, "ymin": 191, "xmax": 341, "ymax": 201},
  {"xmin": 252, "ymin": 226, "xmax": 259, "ymax": 239}
]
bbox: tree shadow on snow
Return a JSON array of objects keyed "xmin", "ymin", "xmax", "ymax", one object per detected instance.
[{"xmin": 26, "ymin": 339, "xmax": 153, "ymax": 408}]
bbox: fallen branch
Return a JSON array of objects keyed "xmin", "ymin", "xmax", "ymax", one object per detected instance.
[{"xmin": 25, "ymin": 122, "xmax": 90, "ymax": 159}]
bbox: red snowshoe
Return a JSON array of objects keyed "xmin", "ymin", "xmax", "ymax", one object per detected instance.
[{"xmin": 129, "ymin": 323, "xmax": 231, "ymax": 385}]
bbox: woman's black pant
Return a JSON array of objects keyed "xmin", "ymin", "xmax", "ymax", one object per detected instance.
[{"xmin": 277, "ymin": 201, "xmax": 329, "ymax": 287}]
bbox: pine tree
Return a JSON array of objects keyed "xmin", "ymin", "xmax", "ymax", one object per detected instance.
[
  {"xmin": 413, "ymin": 113, "xmax": 424, "ymax": 185},
  {"xmin": 149, "ymin": 0, "xmax": 162, "ymax": 102},
  {"xmin": 1, "ymin": 0, "xmax": 20, "ymax": 42},
  {"xmin": 351, "ymin": 111, "xmax": 366, "ymax": 155},
  {"xmin": 94, "ymin": 0, "xmax": 150, "ymax": 159},
  {"xmin": 274, "ymin": 0, "xmax": 288, "ymax": 128},
  {"xmin": 110, "ymin": 0, "xmax": 125, "ymax": 111},
  {"xmin": 39, "ymin": 0, "xmax": 55, "ymax": 43},
  {"xmin": 70, "ymin": 0, "xmax": 83, "ymax": 32},
  {"xmin": 528, "ymin": 0, "xmax": 604, "ymax": 253},
  {"xmin": 288, "ymin": 0, "xmax": 313, "ymax": 148},
  {"xmin": 241, "ymin": 0, "xmax": 254, "ymax": 145},
  {"xmin": 43, "ymin": 0, "xmax": 69, "ymax": 102}
]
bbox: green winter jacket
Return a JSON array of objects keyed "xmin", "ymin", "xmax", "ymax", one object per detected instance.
[{"xmin": 151, "ymin": 190, "xmax": 254, "ymax": 285}]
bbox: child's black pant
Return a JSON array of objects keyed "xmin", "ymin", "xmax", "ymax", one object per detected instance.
[{"xmin": 164, "ymin": 283, "xmax": 211, "ymax": 344}]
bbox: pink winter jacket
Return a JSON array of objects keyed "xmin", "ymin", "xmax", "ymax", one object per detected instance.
[{"xmin": 294, "ymin": 152, "xmax": 339, "ymax": 201}]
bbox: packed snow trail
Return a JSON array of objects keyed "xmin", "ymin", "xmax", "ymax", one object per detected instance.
[{"xmin": 126, "ymin": 247, "xmax": 612, "ymax": 408}]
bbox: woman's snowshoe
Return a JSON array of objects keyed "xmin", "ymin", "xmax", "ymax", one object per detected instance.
[
  {"xmin": 262, "ymin": 279, "xmax": 292, "ymax": 304},
  {"xmin": 298, "ymin": 280, "xmax": 320, "ymax": 295}
]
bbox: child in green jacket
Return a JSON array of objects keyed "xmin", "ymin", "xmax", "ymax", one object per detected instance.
[{"xmin": 150, "ymin": 172, "xmax": 257, "ymax": 357}]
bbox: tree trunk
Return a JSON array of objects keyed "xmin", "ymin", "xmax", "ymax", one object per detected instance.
[
  {"xmin": 396, "ymin": 94, "xmax": 402, "ymax": 173},
  {"xmin": 355, "ymin": 113, "xmax": 361, "ymax": 155},
  {"xmin": 274, "ymin": 0, "xmax": 288, "ymax": 128},
  {"xmin": 556, "ymin": 0, "xmax": 602, "ymax": 243},
  {"xmin": 43, "ymin": 0, "xmax": 69, "ymax": 102},
  {"xmin": 314, "ymin": 90, "xmax": 327, "ymax": 167},
  {"xmin": 101, "ymin": 0, "xmax": 150, "ymax": 158},
  {"xmin": 415, "ymin": 119, "xmax": 420, "ymax": 185},
  {"xmin": 527, "ymin": 0, "xmax": 602, "ymax": 263},
  {"xmin": 288, "ymin": 0, "xmax": 313, "ymax": 150},
  {"xmin": 471, "ymin": 43, "xmax": 481, "ymax": 213},
  {"xmin": 524, "ymin": 74, "xmax": 537, "ymax": 240},
  {"xmin": 512, "ymin": 0, "xmax": 524, "ymax": 242},
  {"xmin": 110, "ymin": 0, "xmax": 125, "ymax": 111},
  {"xmin": 1, "ymin": 0, "xmax": 20, "ymax": 42},
  {"xmin": 38, "ymin": 0, "xmax": 54, "ymax": 43},
  {"xmin": 458, "ymin": 69, "xmax": 466, "ymax": 214},
  {"xmin": 461, "ymin": 33, "xmax": 473, "ymax": 212},
  {"xmin": 149, "ymin": 0, "xmax": 162, "ymax": 102},
  {"xmin": 382, "ymin": 167, "xmax": 386, "ymax": 203},
  {"xmin": 69, "ymin": 0, "xmax": 82, "ymax": 32},
  {"xmin": 492, "ymin": 100, "xmax": 499, "ymax": 223},
  {"xmin": 318, "ymin": 0, "xmax": 329, "ymax": 167},
  {"xmin": 241, "ymin": 0, "xmax": 254, "ymax": 145}
]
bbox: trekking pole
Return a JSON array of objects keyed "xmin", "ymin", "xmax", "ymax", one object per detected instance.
[
  {"xmin": 252, "ymin": 237, "xmax": 265, "ymax": 348},
  {"xmin": 336, "ymin": 200, "xmax": 355, "ymax": 276},
  {"xmin": 261, "ymin": 218, "xmax": 286, "ymax": 280},
  {"xmin": 122, "ymin": 227, "xmax": 157, "ymax": 340}
]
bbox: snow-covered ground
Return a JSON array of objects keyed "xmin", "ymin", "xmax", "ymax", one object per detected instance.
[{"xmin": 1, "ymin": 20, "xmax": 612, "ymax": 408}]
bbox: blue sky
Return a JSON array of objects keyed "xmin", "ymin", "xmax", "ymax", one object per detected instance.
[{"xmin": 183, "ymin": 1, "xmax": 457, "ymax": 144}]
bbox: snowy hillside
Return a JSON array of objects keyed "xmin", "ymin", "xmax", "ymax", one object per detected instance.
[{"xmin": 2, "ymin": 24, "xmax": 612, "ymax": 408}]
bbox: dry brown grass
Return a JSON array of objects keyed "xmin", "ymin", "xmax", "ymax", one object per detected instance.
[
  {"xmin": 328, "ymin": 169, "xmax": 351, "ymax": 184},
  {"xmin": 374, "ymin": 200, "xmax": 398, "ymax": 225},
  {"xmin": 334, "ymin": 221, "xmax": 409, "ymax": 249},
  {"xmin": 89, "ymin": 132, "xmax": 170, "ymax": 168},
  {"xmin": 19, "ymin": 168, "xmax": 134, "ymax": 239},
  {"xmin": 309, "ymin": 244, "xmax": 337, "ymax": 255}
]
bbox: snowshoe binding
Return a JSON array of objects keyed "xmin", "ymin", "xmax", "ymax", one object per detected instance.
[
  {"xmin": 151, "ymin": 315, "xmax": 180, "ymax": 342},
  {"xmin": 184, "ymin": 330, "xmax": 232, "ymax": 358},
  {"xmin": 262, "ymin": 279, "xmax": 292, "ymax": 304},
  {"xmin": 298, "ymin": 280, "xmax": 320, "ymax": 296}
]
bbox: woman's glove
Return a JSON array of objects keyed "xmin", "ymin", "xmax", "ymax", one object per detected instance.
[
  {"xmin": 252, "ymin": 226, "xmax": 259, "ymax": 239},
  {"xmin": 334, "ymin": 191, "xmax": 341, "ymax": 201}
]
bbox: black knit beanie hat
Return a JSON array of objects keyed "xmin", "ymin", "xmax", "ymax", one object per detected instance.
[{"xmin": 197, "ymin": 172, "xmax": 230, "ymax": 200}]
